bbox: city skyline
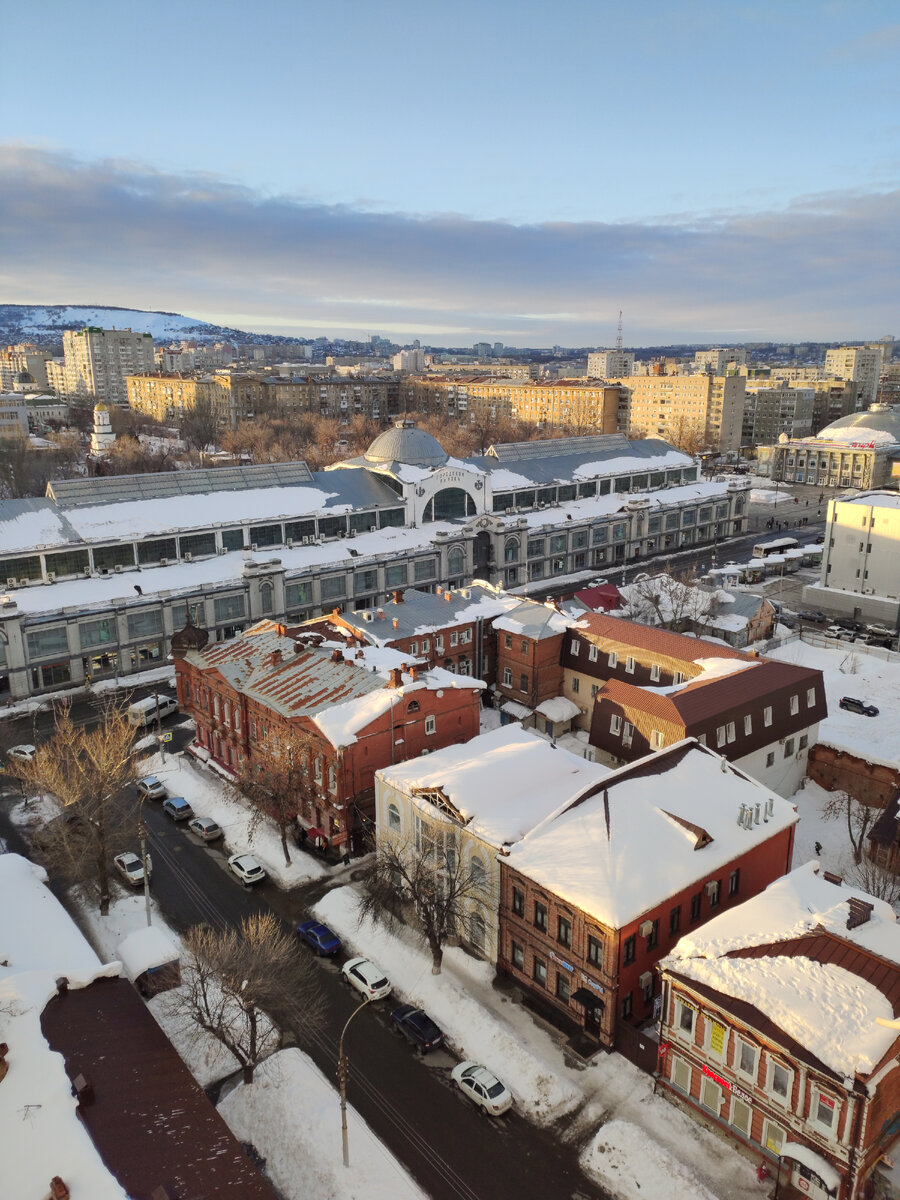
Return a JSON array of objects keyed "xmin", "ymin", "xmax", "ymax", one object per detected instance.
[{"xmin": 2, "ymin": 0, "xmax": 898, "ymax": 345}]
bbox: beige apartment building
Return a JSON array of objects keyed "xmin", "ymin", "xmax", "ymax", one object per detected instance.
[
  {"xmin": 62, "ymin": 327, "xmax": 155, "ymax": 404},
  {"xmin": 741, "ymin": 383, "xmax": 815, "ymax": 446},
  {"xmin": 400, "ymin": 375, "xmax": 620, "ymax": 431},
  {"xmin": 825, "ymin": 345, "xmax": 884, "ymax": 408},
  {"xmin": 612, "ymin": 373, "xmax": 746, "ymax": 452},
  {"xmin": 809, "ymin": 491, "xmax": 900, "ymax": 623},
  {"xmin": 0, "ymin": 345, "xmax": 52, "ymax": 392},
  {"xmin": 586, "ymin": 349, "xmax": 635, "ymax": 378},
  {"xmin": 693, "ymin": 347, "xmax": 747, "ymax": 373}
]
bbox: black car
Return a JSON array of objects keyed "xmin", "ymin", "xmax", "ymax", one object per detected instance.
[
  {"xmin": 839, "ymin": 696, "xmax": 879, "ymax": 717},
  {"xmin": 797, "ymin": 610, "xmax": 827, "ymax": 624},
  {"xmin": 390, "ymin": 1004, "xmax": 445, "ymax": 1054},
  {"xmin": 835, "ymin": 618, "xmax": 863, "ymax": 632}
]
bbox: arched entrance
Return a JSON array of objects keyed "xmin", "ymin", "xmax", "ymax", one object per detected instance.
[
  {"xmin": 423, "ymin": 488, "xmax": 476, "ymax": 522},
  {"xmin": 473, "ymin": 530, "xmax": 492, "ymax": 576}
]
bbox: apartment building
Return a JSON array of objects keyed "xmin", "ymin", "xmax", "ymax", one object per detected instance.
[
  {"xmin": 825, "ymin": 345, "xmax": 884, "ymax": 409},
  {"xmin": 612, "ymin": 373, "xmax": 746, "ymax": 451},
  {"xmin": 0, "ymin": 393, "xmax": 29, "ymax": 440},
  {"xmin": 391, "ymin": 348, "xmax": 426, "ymax": 372},
  {"xmin": 659, "ymin": 863, "xmax": 900, "ymax": 1200},
  {"xmin": 0, "ymin": 344, "xmax": 51, "ymax": 391},
  {"xmin": 810, "ymin": 490, "xmax": 900, "ymax": 624},
  {"xmin": 62, "ymin": 327, "xmax": 155, "ymax": 404},
  {"xmin": 741, "ymin": 383, "xmax": 815, "ymax": 446},
  {"xmin": 693, "ymin": 348, "xmax": 747, "ymax": 373},
  {"xmin": 400, "ymin": 375, "xmax": 620, "ymax": 431},
  {"xmin": 587, "ymin": 350, "xmax": 635, "ymax": 379}
]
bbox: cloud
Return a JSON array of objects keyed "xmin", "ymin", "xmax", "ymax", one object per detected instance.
[{"xmin": 1, "ymin": 144, "xmax": 898, "ymax": 345}]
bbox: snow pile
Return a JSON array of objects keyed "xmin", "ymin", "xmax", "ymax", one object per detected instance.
[
  {"xmin": 117, "ymin": 925, "xmax": 178, "ymax": 981},
  {"xmin": 581, "ymin": 1119, "xmax": 719, "ymax": 1200},
  {"xmin": 219, "ymin": 1050, "xmax": 428, "ymax": 1200}
]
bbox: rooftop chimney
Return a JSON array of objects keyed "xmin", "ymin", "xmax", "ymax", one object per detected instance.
[
  {"xmin": 331, "ymin": 649, "xmax": 344, "ymax": 663},
  {"xmin": 409, "ymin": 664, "xmax": 419, "ymax": 681},
  {"xmin": 388, "ymin": 667, "xmax": 402, "ymax": 688},
  {"xmin": 377, "ymin": 608, "xmax": 385, "ymax": 620},
  {"xmin": 400, "ymin": 662, "xmax": 408, "ymax": 673},
  {"xmin": 847, "ymin": 897, "xmax": 875, "ymax": 930},
  {"xmin": 392, "ymin": 618, "xmax": 399, "ymax": 629},
  {"xmin": 393, "ymin": 588, "xmax": 405, "ymax": 604},
  {"xmin": 436, "ymin": 586, "xmax": 443, "ymax": 596},
  {"xmin": 445, "ymin": 591, "xmax": 453, "ymax": 602},
  {"xmin": 50, "ymin": 1179, "xmax": 70, "ymax": 1200},
  {"xmin": 269, "ymin": 649, "xmax": 282, "ymax": 667},
  {"xmin": 356, "ymin": 649, "xmax": 364, "ymax": 659}
]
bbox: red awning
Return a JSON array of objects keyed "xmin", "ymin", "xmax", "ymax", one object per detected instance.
[{"xmin": 305, "ymin": 827, "xmax": 328, "ymax": 841}]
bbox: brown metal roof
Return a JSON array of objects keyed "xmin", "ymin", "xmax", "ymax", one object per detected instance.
[
  {"xmin": 41, "ymin": 976, "xmax": 278, "ymax": 1200},
  {"xmin": 598, "ymin": 677, "xmax": 684, "ymax": 724},
  {"xmin": 573, "ymin": 612, "xmax": 749, "ymax": 666}
]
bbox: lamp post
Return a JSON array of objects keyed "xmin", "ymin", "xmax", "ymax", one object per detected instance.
[
  {"xmin": 138, "ymin": 797, "xmax": 152, "ymax": 928},
  {"xmin": 338, "ymin": 996, "xmax": 371, "ymax": 1167}
]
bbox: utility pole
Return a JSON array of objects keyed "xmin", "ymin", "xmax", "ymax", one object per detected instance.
[
  {"xmin": 338, "ymin": 996, "xmax": 371, "ymax": 1167},
  {"xmin": 138, "ymin": 798, "xmax": 152, "ymax": 928}
]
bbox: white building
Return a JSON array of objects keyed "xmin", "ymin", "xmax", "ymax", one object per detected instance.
[
  {"xmin": 693, "ymin": 348, "xmax": 747, "ymax": 373},
  {"xmin": 89, "ymin": 402, "xmax": 116, "ymax": 456},
  {"xmin": 374, "ymin": 724, "xmax": 610, "ymax": 962},
  {"xmin": 391, "ymin": 348, "xmax": 426, "ymax": 373},
  {"xmin": 61, "ymin": 326, "xmax": 156, "ymax": 404},
  {"xmin": 807, "ymin": 490, "xmax": 900, "ymax": 624},
  {"xmin": 587, "ymin": 349, "xmax": 635, "ymax": 379}
]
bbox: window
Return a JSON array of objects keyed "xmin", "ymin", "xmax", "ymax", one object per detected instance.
[
  {"xmin": 79, "ymin": 617, "xmax": 115, "ymax": 649},
  {"xmin": 708, "ymin": 880, "xmax": 720, "ymax": 908},
  {"xmin": 813, "ymin": 1089, "xmax": 838, "ymax": 1132},
  {"xmin": 621, "ymin": 993, "xmax": 633, "ymax": 1020},
  {"xmin": 512, "ymin": 942, "xmax": 524, "ymax": 970},
  {"xmin": 425, "ymin": 715, "xmax": 436, "ymax": 736},
  {"xmin": 622, "ymin": 722, "xmax": 633, "ymax": 746},
  {"xmin": 671, "ymin": 1055, "xmax": 692, "ymax": 1094},
  {"xmin": 669, "ymin": 905, "xmax": 681, "ymax": 936},
  {"xmin": 503, "ymin": 667, "xmax": 512, "ymax": 686},
  {"xmin": 799, "ymin": 733, "xmax": 808, "ymax": 751},
  {"xmin": 731, "ymin": 1098, "xmax": 752, "ymax": 1136},
  {"xmin": 126, "ymin": 609, "xmax": 163, "ymax": 639},
  {"xmin": 726, "ymin": 721, "xmax": 736, "ymax": 743},
  {"xmin": 807, "ymin": 687, "xmax": 816, "ymax": 707},
  {"xmin": 766, "ymin": 751, "xmax": 775, "ymax": 768},
  {"xmin": 519, "ymin": 673, "xmax": 528, "ymax": 692},
  {"xmin": 512, "ymin": 886, "xmax": 525, "ymax": 916},
  {"xmin": 587, "ymin": 935, "xmax": 603, "ymax": 968},
  {"xmin": 421, "ymin": 638, "xmax": 430, "ymax": 653},
  {"xmin": 471, "ymin": 856, "xmax": 486, "ymax": 892},
  {"xmin": 673, "ymin": 671, "xmax": 685, "ymax": 685},
  {"xmin": 26, "ymin": 626, "xmax": 69, "ymax": 660},
  {"xmin": 556, "ymin": 973, "xmax": 571, "ymax": 1003},
  {"xmin": 737, "ymin": 1040, "xmax": 758, "ymax": 1082},
  {"xmin": 213, "ymin": 694, "xmax": 221, "ymax": 720},
  {"xmin": 570, "ymin": 638, "xmax": 580, "ymax": 656},
  {"xmin": 461, "ymin": 629, "xmax": 472, "ymax": 644},
  {"xmin": 706, "ymin": 1017, "xmax": 727, "ymax": 1059},
  {"xmin": 314, "ymin": 757, "xmax": 323, "ymax": 782},
  {"xmin": 589, "ymin": 644, "xmax": 599, "ymax": 662},
  {"xmin": 387, "ymin": 803, "xmax": 401, "ymax": 831},
  {"xmin": 700, "ymin": 1076, "xmax": 723, "ymax": 1115},
  {"xmin": 572, "ymin": 676, "xmax": 580, "ymax": 693},
  {"xmin": 449, "ymin": 632, "xmax": 458, "ymax": 647},
  {"xmin": 610, "ymin": 714, "xmax": 622, "ymax": 735},
  {"xmin": 385, "ymin": 562, "xmax": 408, "ymax": 588},
  {"xmin": 676, "ymin": 998, "xmax": 696, "ymax": 1036},
  {"xmin": 407, "ymin": 699, "xmax": 420, "ymax": 713},
  {"xmin": 608, "ymin": 651, "xmax": 618, "ymax": 668},
  {"xmin": 533, "ymin": 957, "xmax": 547, "ymax": 987},
  {"xmin": 650, "ymin": 730, "xmax": 664, "ymax": 749},
  {"xmin": 790, "ymin": 694, "xmax": 799, "ymax": 715},
  {"xmin": 728, "ymin": 868, "xmax": 740, "ymax": 896},
  {"xmin": 214, "ymin": 593, "xmax": 246, "ymax": 622},
  {"xmin": 764, "ymin": 705, "xmax": 772, "ymax": 726},
  {"xmin": 650, "ymin": 664, "xmax": 660, "ymax": 682},
  {"xmin": 469, "ymin": 911, "xmax": 486, "ymax": 951},
  {"xmin": 435, "ymin": 637, "xmax": 444, "ymax": 653},
  {"xmin": 716, "ymin": 725, "xmax": 726, "ymax": 748},
  {"xmin": 690, "ymin": 892, "xmax": 701, "ymax": 922},
  {"xmin": 591, "ymin": 684, "xmax": 600, "ymax": 698},
  {"xmin": 784, "ymin": 738, "xmax": 795, "ymax": 758},
  {"xmin": 557, "ymin": 916, "xmax": 571, "ymax": 948},
  {"xmin": 623, "ymin": 935, "xmax": 636, "ymax": 965},
  {"xmin": 520, "ymin": 639, "xmax": 528, "ymax": 654},
  {"xmin": 763, "ymin": 1119, "xmax": 785, "ymax": 1155},
  {"xmin": 625, "ymin": 656, "xmax": 636, "ymax": 674},
  {"xmin": 767, "ymin": 1059, "xmax": 792, "ymax": 1105},
  {"xmin": 744, "ymin": 714, "xmax": 752, "ymax": 735},
  {"xmin": 534, "ymin": 901, "xmax": 548, "ymax": 932},
  {"xmin": 645, "ymin": 920, "xmax": 658, "ymax": 949},
  {"xmin": 504, "ymin": 634, "xmax": 513, "ymax": 649}
]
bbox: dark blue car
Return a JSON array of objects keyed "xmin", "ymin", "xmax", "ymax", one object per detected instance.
[
  {"xmin": 296, "ymin": 920, "xmax": 342, "ymax": 956},
  {"xmin": 390, "ymin": 1004, "xmax": 445, "ymax": 1053}
]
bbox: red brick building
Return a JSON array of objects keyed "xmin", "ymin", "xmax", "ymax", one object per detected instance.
[
  {"xmin": 658, "ymin": 863, "xmax": 900, "ymax": 1200},
  {"xmin": 174, "ymin": 619, "xmax": 483, "ymax": 849},
  {"xmin": 492, "ymin": 602, "xmax": 569, "ymax": 712},
  {"xmin": 497, "ymin": 740, "xmax": 798, "ymax": 1054}
]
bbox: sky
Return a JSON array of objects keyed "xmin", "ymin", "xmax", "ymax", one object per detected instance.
[{"xmin": 1, "ymin": 0, "xmax": 898, "ymax": 347}]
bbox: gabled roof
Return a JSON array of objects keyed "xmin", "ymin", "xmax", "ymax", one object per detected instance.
[
  {"xmin": 492, "ymin": 600, "xmax": 572, "ymax": 640},
  {"xmin": 571, "ymin": 612, "xmax": 748, "ymax": 667},
  {"xmin": 332, "ymin": 583, "xmax": 519, "ymax": 643}
]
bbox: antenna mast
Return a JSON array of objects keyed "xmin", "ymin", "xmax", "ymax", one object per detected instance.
[{"xmin": 616, "ymin": 311, "xmax": 623, "ymax": 351}]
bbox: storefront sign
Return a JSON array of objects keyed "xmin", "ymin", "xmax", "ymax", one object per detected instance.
[
  {"xmin": 659, "ymin": 1042, "xmax": 670, "ymax": 1058},
  {"xmin": 550, "ymin": 950, "xmax": 574, "ymax": 972},
  {"xmin": 579, "ymin": 972, "xmax": 605, "ymax": 994},
  {"xmin": 731, "ymin": 1083, "xmax": 753, "ymax": 1104},
  {"xmin": 702, "ymin": 1065, "xmax": 730, "ymax": 1090}
]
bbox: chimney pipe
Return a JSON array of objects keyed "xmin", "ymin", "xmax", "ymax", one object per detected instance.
[
  {"xmin": 331, "ymin": 649, "xmax": 344, "ymax": 663},
  {"xmin": 736, "ymin": 804, "xmax": 745, "ymax": 827},
  {"xmin": 50, "ymin": 1179, "xmax": 70, "ymax": 1200},
  {"xmin": 388, "ymin": 667, "xmax": 402, "ymax": 688},
  {"xmin": 754, "ymin": 803, "xmax": 761, "ymax": 825},
  {"xmin": 270, "ymin": 649, "xmax": 282, "ymax": 667},
  {"xmin": 393, "ymin": 589, "xmax": 405, "ymax": 604},
  {"xmin": 409, "ymin": 664, "xmax": 419, "ymax": 681},
  {"xmin": 392, "ymin": 618, "xmax": 399, "ymax": 629},
  {"xmin": 377, "ymin": 608, "xmax": 385, "ymax": 620}
]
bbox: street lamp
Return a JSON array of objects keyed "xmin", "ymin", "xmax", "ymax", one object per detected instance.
[{"xmin": 337, "ymin": 996, "xmax": 371, "ymax": 1167}]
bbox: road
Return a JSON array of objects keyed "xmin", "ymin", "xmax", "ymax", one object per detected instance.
[{"xmin": 0, "ymin": 756, "xmax": 608, "ymax": 1200}]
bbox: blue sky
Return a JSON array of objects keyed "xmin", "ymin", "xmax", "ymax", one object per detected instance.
[{"xmin": 2, "ymin": 0, "xmax": 898, "ymax": 345}]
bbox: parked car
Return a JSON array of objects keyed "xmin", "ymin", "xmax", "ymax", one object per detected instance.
[
  {"xmin": 136, "ymin": 775, "xmax": 167, "ymax": 801},
  {"xmin": 797, "ymin": 610, "xmax": 827, "ymax": 624},
  {"xmin": 188, "ymin": 816, "xmax": 223, "ymax": 841},
  {"xmin": 6, "ymin": 744, "xmax": 36, "ymax": 764},
  {"xmin": 834, "ymin": 618, "xmax": 863, "ymax": 632},
  {"xmin": 839, "ymin": 696, "xmax": 879, "ymax": 717},
  {"xmin": 390, "ymin": 1004, "xmax": 445, "ymax": 1053},
  {"xmin": 296, "ymin": 920, "xmax": 342, "ymax": 957},
  {"xmin": 451, "ymin": 1061, "xmax": 512, "ymax": 1115},
  {"xmin": 114, "ymin": 850, "xmax": 151, "ymax": 887},
  {"xmin": 162, "ymin": 796, "xmax": 194, "ymax": 821},
  {"xmin": 341, "ymin": 956, "xmax": 392, "ymax": 1000},
  {"xmin": 228, "ymin": 852, "xmax": 267, "ymax": 885}
]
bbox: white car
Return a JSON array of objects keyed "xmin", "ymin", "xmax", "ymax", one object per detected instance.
[
  {"xmin": 341, "ymin": 956, "xmax": 392, "ymax": 1001},
  {"xmin": 451, "ymin": 1061, "xmax": 513, "ymax": 1115},
  {"xmin": 136, "ymin": 775, "xmax": 167, "ymax": 801},
  {"xmin": 228, "ymin": 853, "xmax": 266, "ymax": 885},
  {"xmin": 188, "ymin": 816, "xmax": 223, "ymax": 841},
  {"xmin": 6, "ymin": 744, "xmax": 36, "ymax": 764},
  {"xmin": 114, "ymin": 851, "xmax": 151, "ymax": 887}
]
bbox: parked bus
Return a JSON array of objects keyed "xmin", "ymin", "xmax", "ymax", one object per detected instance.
[{"xmin": 751, "ymin": 536, "xmax": 799, "ymax": 559}]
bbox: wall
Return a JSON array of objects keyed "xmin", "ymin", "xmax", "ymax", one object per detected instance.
[{"xmin": 807, "ymin": 743, "xmax": 900, "ymax": 807}]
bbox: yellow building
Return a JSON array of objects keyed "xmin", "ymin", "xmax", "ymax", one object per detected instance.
[
  {"xmin": 612, "ymin": 373, "xmax": 746, "ymax": 452},
  {"xmin": 400, "ymin": 375, "xmax": 620, "ymax": 432}
]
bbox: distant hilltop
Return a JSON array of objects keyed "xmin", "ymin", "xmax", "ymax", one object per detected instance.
[{"xmin": 0, "ymin": 304, "xmax": 309, "ymax": 347}]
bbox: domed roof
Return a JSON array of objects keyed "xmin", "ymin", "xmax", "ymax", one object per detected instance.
[
  {"xmin": 817, "ymin": 405, "xmax": 900, "ymax": 446},
  {"xmin": 364, "ymin": 420, "xmax": 448, "ymax": 468}
]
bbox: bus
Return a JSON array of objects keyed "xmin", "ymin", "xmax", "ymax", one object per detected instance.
[{"xmin": 751, "ymin": 536, "xmax": 799, "ymax": 559}]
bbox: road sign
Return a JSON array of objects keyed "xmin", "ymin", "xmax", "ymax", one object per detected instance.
[{"xmin": 159, "ymin": 732, "xmax": 173, "ymax": 743}]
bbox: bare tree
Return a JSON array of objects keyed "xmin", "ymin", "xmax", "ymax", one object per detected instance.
[
  {"xmin": 176, "ymin": 913, "xmax": 323, "ymax": 1083},
  {"xmin": 821, "ymin": 790, "xmax": 877, "ymax": 865},
  {"xmin": 179, "ymin": 394, "xmax": 221, "ymax": 453},
  {"xmin": 665, "ymin": 414, "xmax": 709, "ymax": 456},
  {"xmin": 7, "ymin": 702, "xmax": 138, "ymax": 914},
  {"xmin": 845, "ymin": 855, "xmax": 900, "ymax": 904},
  {"xmin": 358, "ymin": 825, "xmax": 484, "ymax": 974},
  {"xmin": 619, "ymin": 567, "xmax": 713, "ymax": 633},
  {"xmin": 233, "ymin": 730, "xmax": 321, "ymax": 867}
]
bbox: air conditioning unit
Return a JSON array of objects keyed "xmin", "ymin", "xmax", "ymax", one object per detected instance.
[
  {"xmin": 420, "ymin": 748, "xmax": 431, "ymax": 755},
  {"xmin": 286, "ymin": 538, "xmax": 293, "ymax": 548},
  {"xmin": 45, "ymin": 571, "xmax": 56, "ymax": 583},
  {"xmin": 184, "ymin": 552, "xmax": 193, "ymax": 562},
  {"xmin": 251, "ymin": 543, "xmax": 258, "ymax": 552},
  {"xmin": 705, "ymin": 880, "xmax": 719, "ymax": 898},
  {"xmin": 638, "ymin": 971, "xmax": 653, "ymax": 990},
  {"xmin": 217, "ymin": 546, "xmax": 227, "ymax": 555},
  {"xmin": 369, "ymin": 526, "xmax": 377, "ymax": 533},
  {"xmin": 638, "ymin": 920, "xmax": 654, "ymax": 938},
  {"xmin": 114, "ymin": 564, "xmax": 123, "ymax": 573},
  {"xmin": 302, "ymin": 536, "xmax": 311, "ymax": 545},
  {"xmin": 338, "ymin": 530, "xmax": 346, "ymax": 538},
  {"xmin": 160, "ymin": 557, "xmax": 169, "ymax": 566},
  {"xmin": 83, "ymin": 567, "xmax": 92, "ymax": 577},
  {"xmin": 6, "ymin": 576, "xmax": 17, "ymax": 588}
]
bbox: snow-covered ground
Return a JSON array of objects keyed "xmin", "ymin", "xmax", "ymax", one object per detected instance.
[
  {"xmin": 313, "ymin": 888, "xmax": 771, "ymax": 1200},
  {"xmin": 137, "ymin": 749, "xmax": 328, "ymax": 888},
  {"xmin": 768, "ymin": 639, "xmax": 900, "ymax": 768}
]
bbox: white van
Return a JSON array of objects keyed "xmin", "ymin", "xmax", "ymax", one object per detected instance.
[{"xmin": 127, "ymin": 694, "xmax": 178, "ymax": 728}]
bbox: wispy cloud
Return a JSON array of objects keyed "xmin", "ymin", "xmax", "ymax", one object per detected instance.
[{"xmin": 1, "ymin": 144, "xmax": 897, "ymax": 344}]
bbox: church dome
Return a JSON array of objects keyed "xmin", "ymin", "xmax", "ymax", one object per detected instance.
[
  {"xmin": 817, "ymin": 405, "xmax": 900, "ymax": 445},
  {"xmin": 364, "ymin": 420, "xmax": 448, "ymax": 468}
]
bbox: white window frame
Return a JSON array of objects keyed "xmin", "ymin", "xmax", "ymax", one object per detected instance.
[
  {"xmin": 766, "ymin": 1057, "xmax": 793, "ymax": 1108},
  {"xmin": 743, "ymin": 713, "xmax": 752, "ymax": 735},
  {"xmin": 328, "ymin": 764, "xmax": 337, "ymax": 793},
  {"xmin": 610, "ymin": 714, "xmax": 622, "ymax": 735},
  {"xmin": 673, "ymin": 671, "xmax": 685, "ymax": 684},
  {"xmin": 461, "ymin": 629, "xmax": 472, "ymax": 643},
  {"xmin": 625, "ymin": 655, "xmax": 636, "ymax": 674},
  {"xmin": 425, "ymin": 714, "xmax": 436, "ymax": 736},
  {"xmin": 449, "ymin": 632, "xmax": 458, "ymax": 647},
  {"xmin": 570, "ymin": 638, "xmax": 580, "ymax": 656},
  {"xmin": 763, "ymin": 1118, "xmax": 785, "ymax": 1155},
  {"xmin": 388, "ymin": 803, "xmax": 401, "ymax": 831},
  {"xmin": 806, "ymin": 687, "xmax": 816, "ymax": 707},
  {"xmin": 435, "ymin": 637, "xmax": 444, "ymax": 653},
  {"xmin": 409, "ymin": 641, "xmax": 418, "ymax": 655},
  {"xmin": 503, "ymin": 667, "xmax": 512, "ymax": 686},
  {"xmin": 764, "ymin": 705, "xmax": 773, "ymax": 726},
  {"xmin": 675, "ymin": 997, "xmax": 696, "ymax": 1039},
  {"xmin": 811, "ymin": 1085, "xmax": 839, "ymax": 1134},
  {"xmin": 650, "ymin": 730, "xmax": 664, "ymax": 749},
  {"xmin": 608, "ymin": 650, "xmax": 618, "ymax": 668},
  {"xmin": 790, "ymin": 694, "xmax": 799, "ymax": 715},
  {"xmin": 736, "ymin": 1039, "xmax": 758, "ymax": 1083},
  {"xmin": 650, "ymin": 663, "xmax": 660, "ymax": 682},
  {"xmin": 726, "ymin": 721, "xmax": 736, "ymax": 743},
  {"xmin": 670, "ymin": 1053, "xmax": 692, "ymax": 1094},
  {"xmin": 421, "ymin": 638, "xmax": 430, "ymax": 653},
  {"xmin": 589, "ymin": 644, "xmax": 599, "ymax": 662},
  {"xmin": 700, "ymin": 1075, "xmax": 723, "ymax": 1116},
  {"xmin": 622, "ymin": 721, "xmax": 633, "ymax": 747},
  {"xmin": 716, "ymin": 725, "xmax": 726, "ymax": 748},
  {"xmin": 731, "ymin": 1096, "xmax": 752, "ymax": 1137}
]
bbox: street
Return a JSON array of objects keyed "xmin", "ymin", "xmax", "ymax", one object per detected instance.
[{"xmin": 0, "ymin": 739, "xmax": 608, "ymax": 1200}]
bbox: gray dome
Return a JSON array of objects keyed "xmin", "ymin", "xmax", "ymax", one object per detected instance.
[
  {"xmin": 817, "ymin": 405, "xmax": 900, "ymax": 445},
  {"xmin": 364, "ymin": 420, "xmax": 448, "ymax": 468}
]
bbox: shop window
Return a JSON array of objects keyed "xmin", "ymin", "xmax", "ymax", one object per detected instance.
[{"xmin": 731, "ymin": 1098, "xmax": 752, "ymax": 1136}]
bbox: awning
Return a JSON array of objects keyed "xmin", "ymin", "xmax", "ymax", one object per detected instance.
[
  {"xmin": 781, "ymin": 1140, "xmax": 841, "ymax": 1194},
  {"xmin": 500, "ymin": 700, "xmax": 533, "ymax": 720},
  {"xmin": 572, "ymin": 988, "xmax": 605, "ymax": 1010}
]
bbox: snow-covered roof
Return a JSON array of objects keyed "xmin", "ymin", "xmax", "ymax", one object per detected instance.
[
  {"xmin": 117, "ymin": 926, "xmax": 179, "ymax": 980},
  {"xmin": 505, "ymin": 740, "xmax": 799, "ymax": 929},
  {"xmin": 662, "ymin": 861, "xmax": 900, "ymax": 1080},
  {"xmin": 0, "ymin": 854, "xmax": 126, "ymax": 1199},
  {"xmin": 492, "ymin": 601, "xmax": 572, "ymax": 639},
  {"xmin": 332, "ymin": 582, "xmax": 521, "ymax": 644},
  {"xmin": 534, "ymin": 696, "xmax": 581, "ymax": 722},
  {"xmin": 376, "ymin": 724, "xmax": 610, "ymax": 848}
]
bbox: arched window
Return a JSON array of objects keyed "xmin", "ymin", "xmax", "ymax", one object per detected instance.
[
  {"xmin": 388, "ymin": 803, "xmax": 401, "ymax": 831},
  {"xmin": 469, "ymin": 910, "xmax": 486, "ymax": 951},
  {"xmin": 259, "ymin": 580, "xmax": 274, "ymax": 614},
  {"xmin": 407, "ymin": 699, "xmax": 420, "ymax": 713},
  {"xmin": 423, "ymin": 488, "xmax": 476, "ymax": 522},
  {"xmin": 471, "ymin": 855, "xmax": 486, "ymax": 892},
  {"xmin": 447, "ymin": 544, "xmax": 465, "ymax": 577},
  {"xmin": 504, "ymin": 537, "xmax": 519, "ymax": 563}
]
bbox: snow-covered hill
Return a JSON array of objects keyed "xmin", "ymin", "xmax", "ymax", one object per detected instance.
[{"xmin": 0, "ymin": 305, "xmax": 306, "ymax": 347}]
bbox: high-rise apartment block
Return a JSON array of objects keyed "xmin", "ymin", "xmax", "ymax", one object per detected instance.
[
  {"xmin": 741, "ymin": 384, "xmax": 815, "ymax": 446},
  {"xmin": 825, "ymin": 345, "xmax": 884, "ymax": 409},
  {"xmin": 62, "ymin": 327, "xmax": 155, "ymax": 404},
  {"xmin": 613, "ymin": 373, "xmax": 746, "ymax": 452},
  {"xmin": 587, "ymin": 349, "xmax": 635, "ymax": 378},
  {"xmin": 391, "ymin": 348, "xmax": 426, "ymax": 373},
  {"xmin": 693, "ymin": 347, "xmax": 747, "ymax": 373},
  {"xmin": 0, "ymin": 345, "xmax": 52, "ymax": 392}
]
